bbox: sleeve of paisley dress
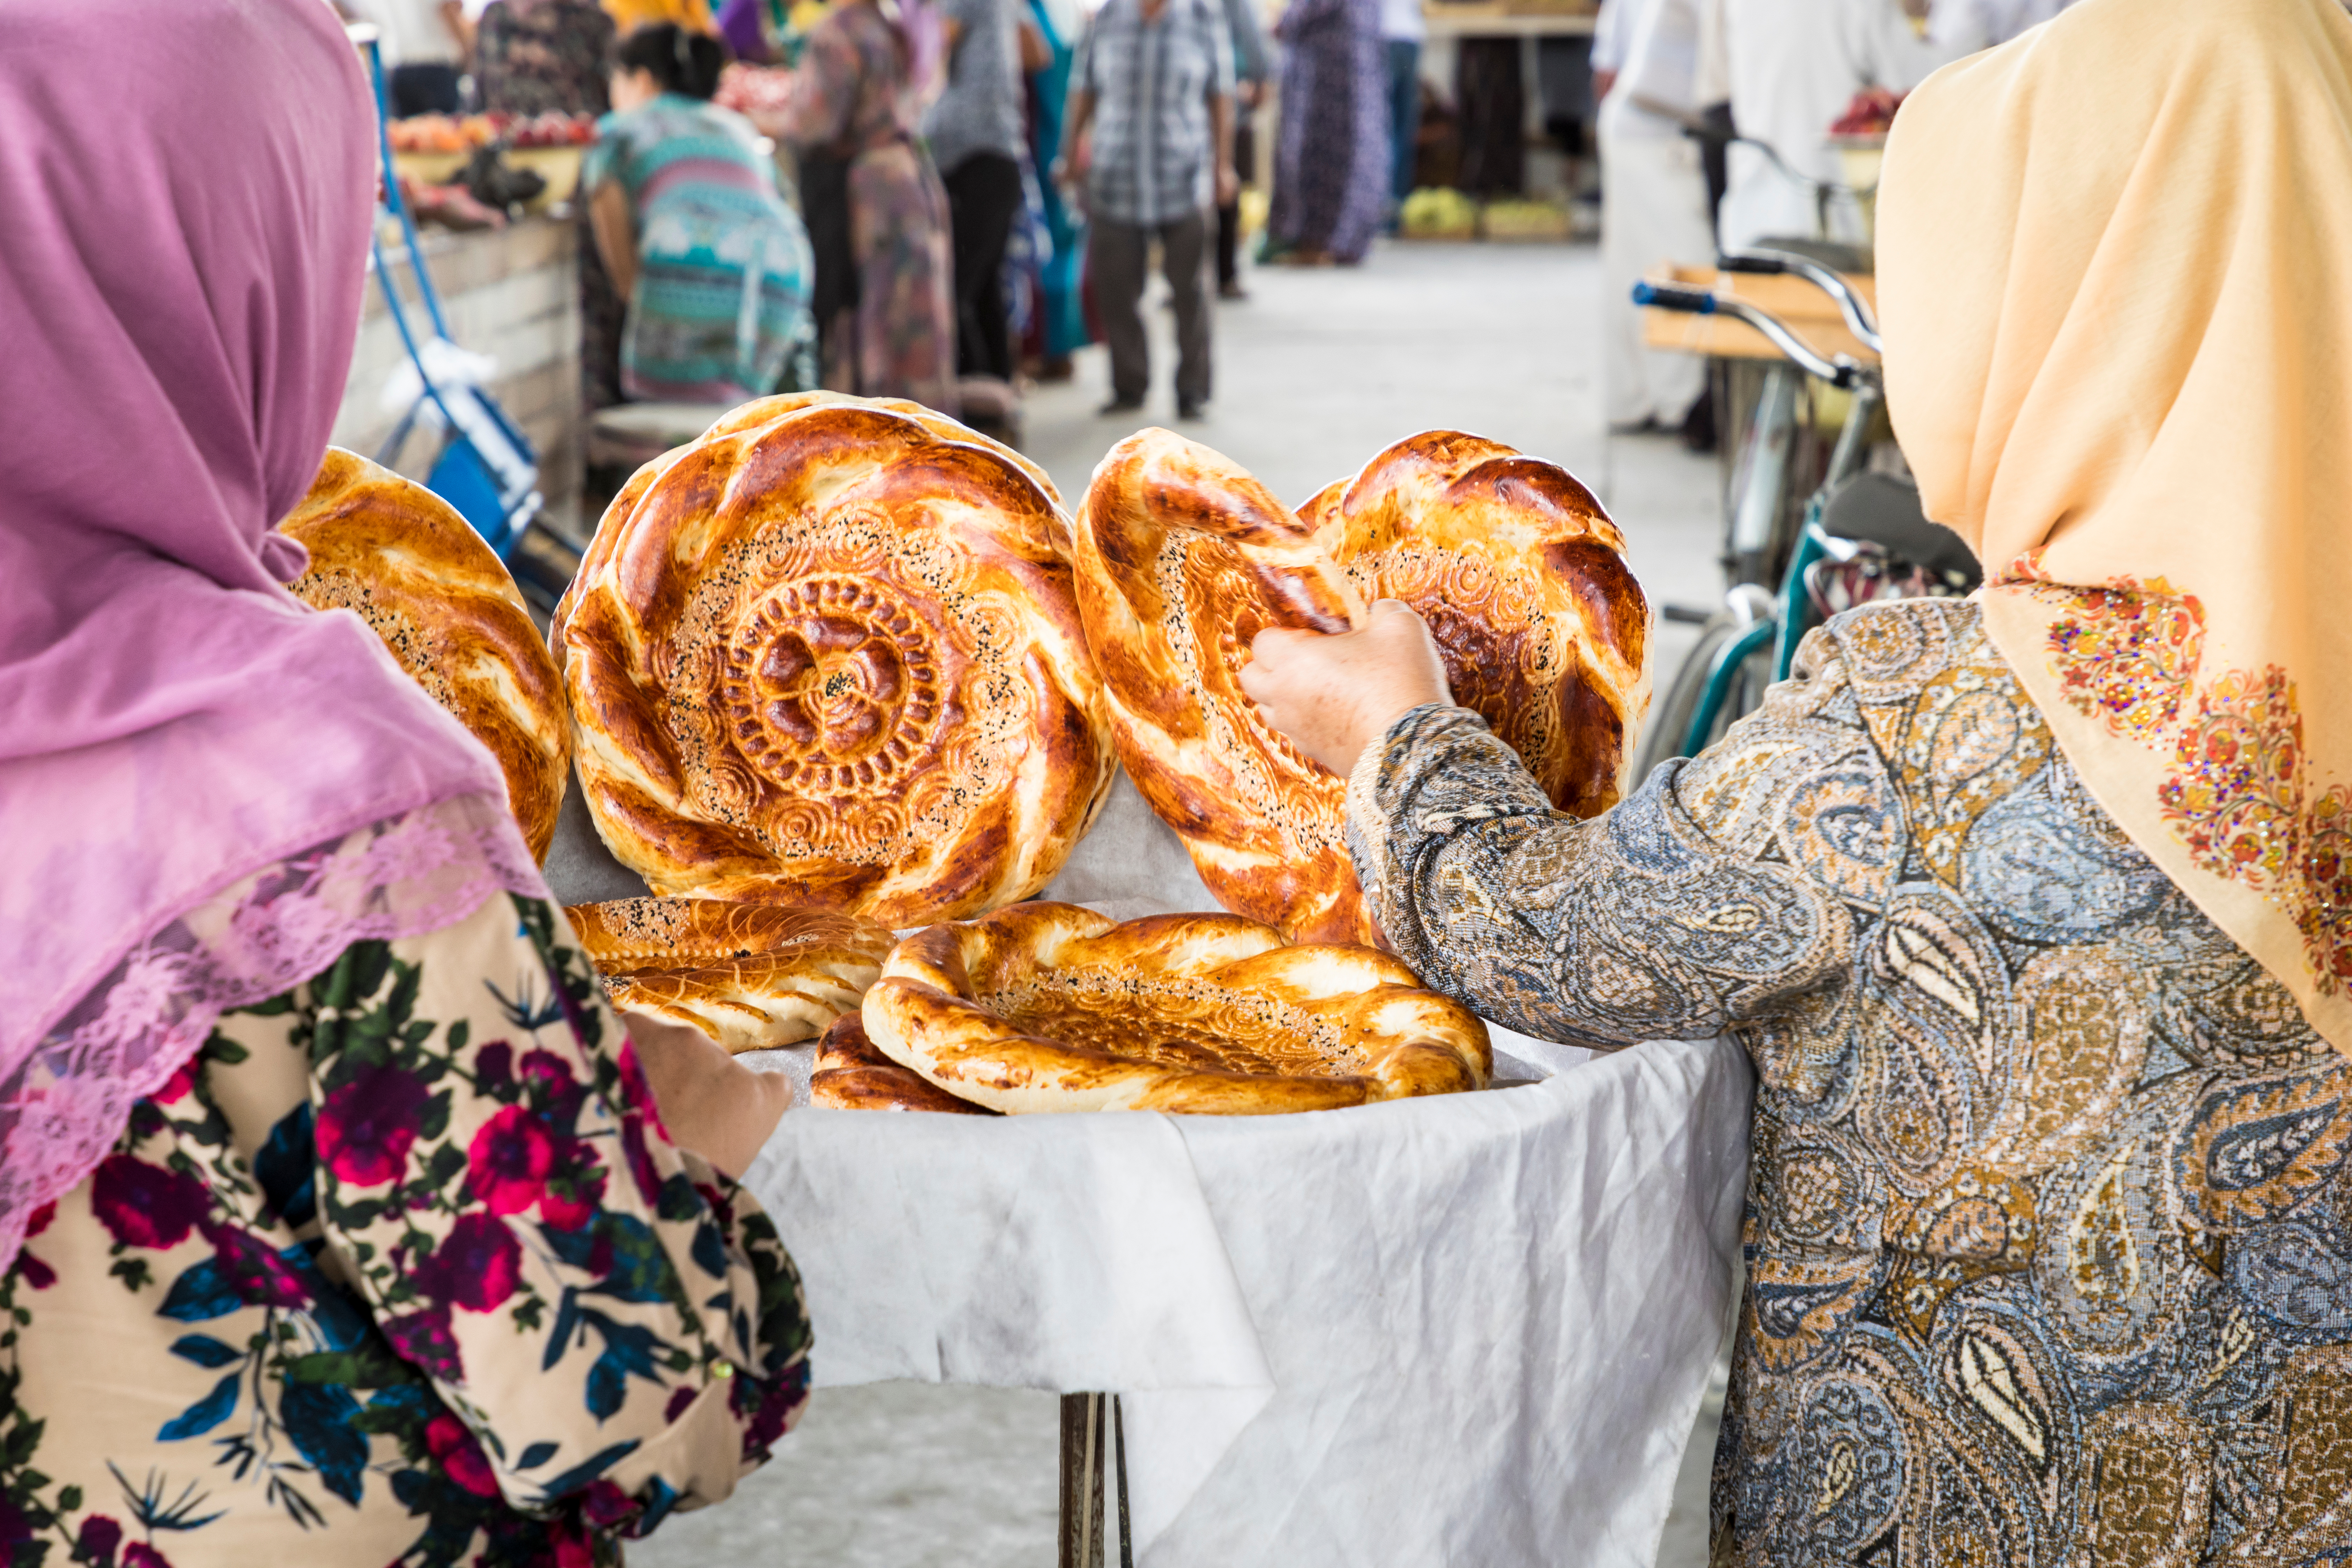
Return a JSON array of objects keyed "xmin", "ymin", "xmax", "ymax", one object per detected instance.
[
  {"xmin": 305, "ymin": 890, "xmax": 810, "ymax": 1530},
  {"xmin": 1345, "ymin": 631, "xmax": 1863, "ymax": 1048}
]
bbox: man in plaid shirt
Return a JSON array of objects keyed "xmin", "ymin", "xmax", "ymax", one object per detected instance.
[{"xmin": 1062, "ymin": 0, "xmax": 1238, "ymax": 419}]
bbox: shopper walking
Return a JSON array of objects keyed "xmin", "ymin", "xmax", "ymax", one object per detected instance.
[
  {"xmin": 1596, "ymin": 0, "xmax": 1712, "ymax": 433},
  {"xmin": 1024, "ymin": 0, "xmax": 1091, "ymax": 366},
  {"xmin": 1267, "ymin": 0, "xmax": 1389, "ymax": 265},
  {"xmin": 772, "ymin": 0, "xmax": 960, "ymax": 408},
  {"xmin": 1243, "ymin": 0, "xmax": 2352, "ymax": 1559},
  {"xmin": 927, "ymin": 0, "xmax": 1030, "ymax": 383},
  {"xmin": 0, "ymin": 3, "xmax": 810, "ymax": 1562},
  {"xmin": 1064, "ymin": 0, "xmax": 1237, "ymax": 417},
  {"xmin": 1213, "ymin": 0, "xmax": 1270, "ymax": 298},
  {"xmin": 1376, "ymin": 0, "xmax": 1422, "ymax": 215},
  {"xmin": 587, "ymin": 23, "xmax": 818, "ymax": 401}
]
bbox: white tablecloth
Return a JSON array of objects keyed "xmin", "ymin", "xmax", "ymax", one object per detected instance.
[{"xmin": 734, "ymin": 775, "xmax": 1755, "ymax": 1568}]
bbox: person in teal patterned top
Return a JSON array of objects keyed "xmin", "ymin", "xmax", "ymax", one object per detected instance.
[{"xmin": 586, "ymin": 24, "xmax": 816, "ymax": 402}]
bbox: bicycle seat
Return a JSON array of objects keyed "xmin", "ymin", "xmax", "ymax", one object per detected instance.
[{"xmin": 1819, "ymin": 472, "xmax": 1980, "ymax": 585}]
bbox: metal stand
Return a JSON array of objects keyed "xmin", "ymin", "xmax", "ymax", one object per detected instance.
[{"xmin": 1058, "ymin": 1393, "xmax": 1132, "ymax": 1568}]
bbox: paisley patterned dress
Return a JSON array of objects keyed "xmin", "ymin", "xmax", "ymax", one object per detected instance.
[
  {"xmin": 0, "ymin": 823, "xmax": 808, "ymax": 1567},
  {"xmin": 1347, "ymin": 598, "xmax": 2352, "ymax": 1567}
]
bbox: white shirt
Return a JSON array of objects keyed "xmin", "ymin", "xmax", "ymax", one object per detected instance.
[
  {"xmin": 1717, "ymin": 0, "xmax": 1969, "ymax": 246},
  {"xmin": 1379, "ymin": 0, "xmax": 1426, "ymax": 42},
  {"xmin": 1693, "ymin": 0, "xmax": 1730, "ymax": 105},
  {"xmin": 1617, "ymin": 0, "xmax": 1702, "ymax": 136},
  {"xmin": 1592, "ymin": 0, "xmax": 1646, "ymax": 74},
  {"xmin": 360, "ymin": 0, "xmax": 462, "ymax": 66}
]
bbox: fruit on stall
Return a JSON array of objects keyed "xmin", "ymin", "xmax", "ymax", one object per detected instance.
[
  {"xmin": 386, "ymin": 112, "xmax": 596, "ymax": 154},
  {"xmin": 1831, "ymin": 88, "xmax": 1904, "ymax": 136}
]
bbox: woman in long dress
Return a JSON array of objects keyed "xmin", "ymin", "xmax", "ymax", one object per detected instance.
[
  {"xmin": 768, "ymin": 0, "xmax": 959, "ymax": 409},
  {"xmin": 0, "ymin": 4, "xmax": 809, "ymax": 1561},
  {"xmin": 1266, "ymin": 0, "xmax": 1388, "ymax": 265},
  {"xmin": 1242, "ymin": 0, "xmax": 2352, "ymax": 1558}
]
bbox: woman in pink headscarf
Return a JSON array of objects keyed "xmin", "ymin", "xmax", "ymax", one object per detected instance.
[{"xmin": 0, "ymin": 2, "xmax": 808, "ymax": 1561}]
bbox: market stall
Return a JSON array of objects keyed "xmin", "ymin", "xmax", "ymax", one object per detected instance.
[{"xmin": 290, "ymin": 394, "xmax": 1755, "ymax": 1567}]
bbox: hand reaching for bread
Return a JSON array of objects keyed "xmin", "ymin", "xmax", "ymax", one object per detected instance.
[
  {"xmin": 620, "ymin": 1009, "xmax": 792, "ymax": 1178},
  {"xmin": 1239, "ymin": 599, "xmax": 1454, "ymax": 780}
]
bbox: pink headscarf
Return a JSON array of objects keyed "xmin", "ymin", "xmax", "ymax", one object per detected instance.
[{"xmin": 0, "ymin": 0, "xmax": 519, "ymax": 1267}]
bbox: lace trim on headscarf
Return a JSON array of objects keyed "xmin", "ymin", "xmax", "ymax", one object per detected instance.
[{"xmin": 0, "ymin": 793, "xmax": 544, "ymax": 1275}]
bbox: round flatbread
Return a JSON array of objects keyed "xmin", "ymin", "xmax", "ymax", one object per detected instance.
[
  {"xmin": 1073, "ymin": 428, "xmax": 1372, "ymax": 944},
  {"xmin": 279, "ymin": 448, "xmax": 572, "ymax": 861},
  {"xmin": 550, "ymin": 392, "xmax": 1063, "ymax": 659},
  {"xmin": 862, "ymin": 902, "xmax": 1491, "ymax": 1115},
  {"xmin": 559, "ymin": 398, "xmax": 1115, "ymax": 922},
  {"xmin": 567, "ymin": 896, "xmax": 894, "ymax": 1053},
  {"xmin": 1298, "ymin": 430, "xmax": 1651, "ymax": 816}
]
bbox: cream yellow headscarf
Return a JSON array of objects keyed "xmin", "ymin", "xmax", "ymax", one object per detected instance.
[{"xmin": 1877, "ymin": 0, "xmax": 2352, "ymax": 1053}]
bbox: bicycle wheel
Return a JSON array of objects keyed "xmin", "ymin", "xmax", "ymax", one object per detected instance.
[{"xmin": 1631, "ymin": 612, "xmax": 1778, "ymax": 784}]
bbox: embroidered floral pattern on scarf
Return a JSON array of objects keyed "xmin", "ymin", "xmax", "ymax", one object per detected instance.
[{"xmin": 2004, "ymin": 551, "xmax": 2352, "ymax": 995}]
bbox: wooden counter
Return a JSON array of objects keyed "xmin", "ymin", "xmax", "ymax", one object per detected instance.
[{"xmin": 331, "ymin": 212, "xmax": 583, "ymax": 523}]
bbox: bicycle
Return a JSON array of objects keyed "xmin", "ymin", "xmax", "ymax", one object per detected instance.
[{"xmin": 1627, "ymin": 251, "xmax": 1977, "ymax": 778}]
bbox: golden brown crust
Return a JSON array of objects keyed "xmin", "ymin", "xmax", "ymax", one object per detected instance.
[
  {"xmin": 1073, "ymin": 430, "xmax": 1374, "ymax": 944},
  {"xmin": 279, "ymin": 448, "xmax": 573, "ymax": 862},
  {"xmin": 558, "ymin": 398, "xmax": 1115, "ymax": 923},
  {"xmin": 548, "ymin": 394, "xmax": 1064, "ymax": 666},
  {"xmin": 702, "ymin": 392, "xmax": 1065, "ymax": 513},
  {"xmin": 861, "ymin": 902, "xmax": 1491, "ymax": 1115},
  {"xmin": 810, "ymin": 1010, "xmax": 999, "ymax": 1113},
  {"xmin": 1297, "ymin": 431, "xmax": 1652, "ymax": 816},
  {"xmin": 567, "ymin": 896, "xmax": 892, "ymax": 1053}
]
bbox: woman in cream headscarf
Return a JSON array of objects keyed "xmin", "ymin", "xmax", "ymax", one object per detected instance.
[{"xmin": 1241, "ymin": 0, "xmax": 2352, "ymax": 1557}]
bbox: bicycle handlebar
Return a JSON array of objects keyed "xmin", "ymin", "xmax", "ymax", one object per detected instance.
[
  {"xmin": 1716, "ymin": 250, "xmax": 1882, "ymax": 352},
  {"xmin": 1632, "ymin": 280, "xmax": 1868, "ymax": 389},
  {"xmin": 1631, "ymin": 281, "xmax": 1717, "ymax": 316}
]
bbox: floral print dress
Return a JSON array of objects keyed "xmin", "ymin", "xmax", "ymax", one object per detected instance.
[
  {"xmin": 772, "ymin": 0, "xmax": 958, "ymax": 411},
  {"xmin": 1349, "ymin": 598, "xmax": 2352, "ymax": 1567},
  {"xmin": 1, "ymin": 828, "xmax": 808, "ymax": 1567}
]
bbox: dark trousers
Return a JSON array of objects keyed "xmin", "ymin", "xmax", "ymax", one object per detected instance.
[
  {"xmin": 1215, "ymin": 120, "xmax": 1256, "ymax": 290},
  {"xmin": 1385, "ymin": 40, "xmax": 1422, "ymax": 202},
  {"xmin": 389, "ymin": 61, "xmax": 463, "ymax": 118},
  {"xmin": 941, "ymin": 151, "xmax": 1025, "ymax": 381},
  {"xmin": 1089, "ymin": 209, "xmax": 1213, "ymax": 405},
  {"xmin": 1456, "ymin": 39, "xmax": 1526, "ymax": 196}
]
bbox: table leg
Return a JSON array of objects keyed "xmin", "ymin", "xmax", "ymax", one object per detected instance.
[
  {"xmin": 1059, "ymin": 1393, "xmax": 1135, "ymax": 1568},
  {"xmin": 1060, "ymin": 1393, "xmax": 1105, "ymax": 1568},
  {"xmin": 1112, "ymin": 1394, "xmax": 1133, "ymax": 1567}
]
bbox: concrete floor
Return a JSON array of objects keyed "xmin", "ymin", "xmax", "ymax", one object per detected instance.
[{"xmin": 632, "ymin": 238, "xmax": 1728, "ymax": 1568}]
